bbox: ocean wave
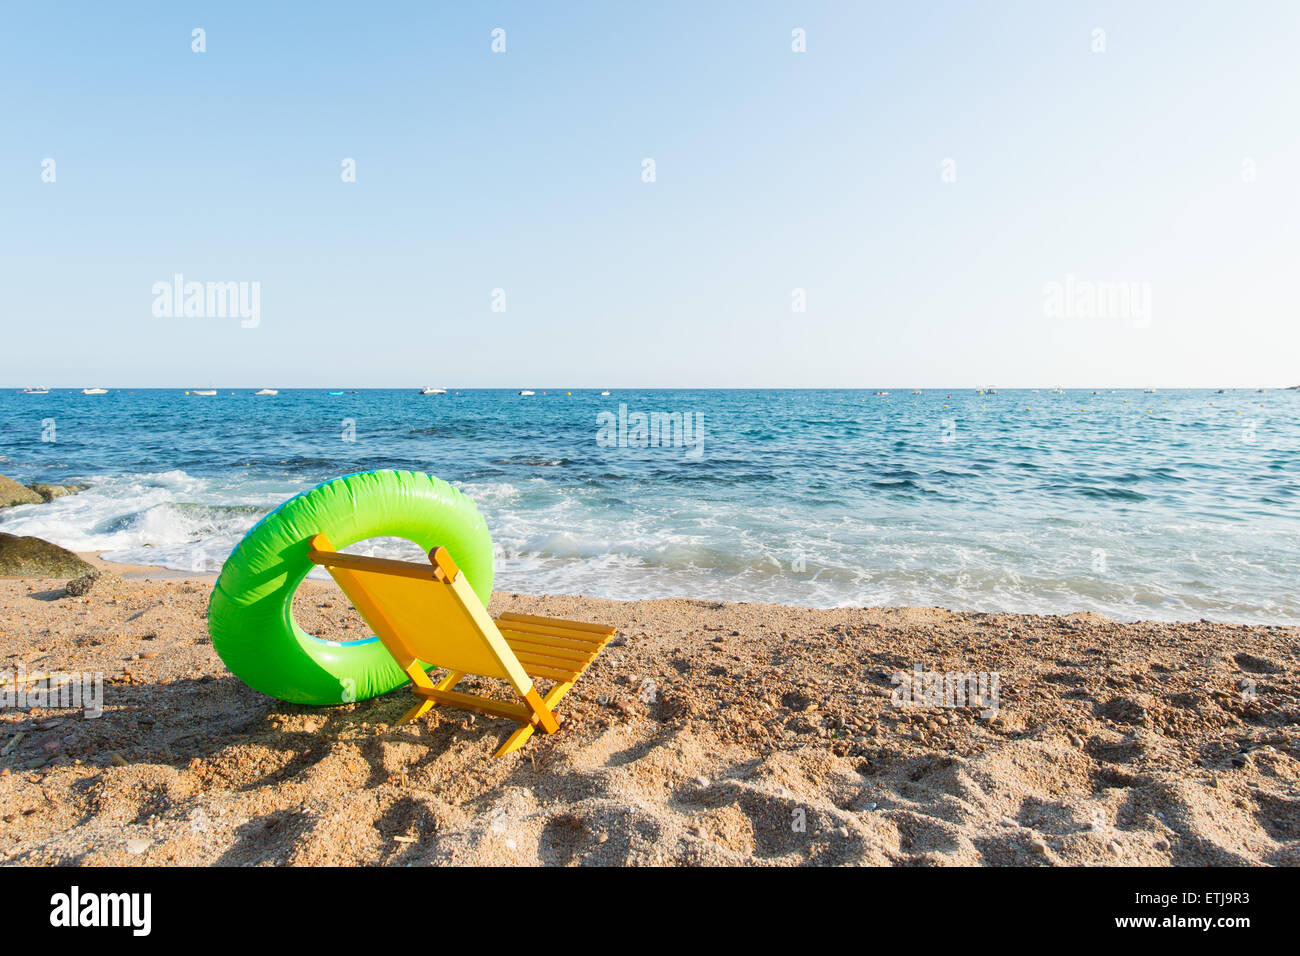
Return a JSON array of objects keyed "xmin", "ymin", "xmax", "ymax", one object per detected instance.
[
  {"xmin": 494, "ymin": 456, "xmax": 572, "ymax": 467},
  {"xmin": 0, "ymin": 470, "xmax": 290, "ymax": 561}
]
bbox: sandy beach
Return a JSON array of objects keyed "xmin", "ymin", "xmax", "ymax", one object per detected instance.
[{"xmin": 1, "ymin": 564, "xmax": 1297, "ymax": 866}]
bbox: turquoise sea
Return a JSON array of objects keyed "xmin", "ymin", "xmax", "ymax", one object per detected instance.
[{"xmin": 1, "ymin": 387, "xmax": 1297, "ymax": 623}]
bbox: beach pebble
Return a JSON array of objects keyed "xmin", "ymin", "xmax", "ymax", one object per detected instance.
[
  {"xmin": 694, "ymin": 776, "xmax": 709, "ymax": 788},
  {"xmin": 1029, "ymin": 838, "xmax": 1048, "ymax": 855},
  {"xmin": 126, "ymin": 838, "xmax": 151, "ymax": 855},
  {"xmin": 64, "ymin": 570, "xmax": 121, "ymax": 598}
]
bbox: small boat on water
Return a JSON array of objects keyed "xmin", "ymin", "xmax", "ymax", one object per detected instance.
[
  {"xmin": 1144, "ymin": 387, "xmax": 1158, "ymax": 393},
  {"xmin": 419, "ymin": 387, "xmax": 447, "ymax": 395},
  {"xmin": 21, "ymin": 387, "xmax": 50, "ymax": 395},
  {"xmin": 600, "ymin": 390, "xmax": 611, "ymax": 396},
  {"xmin": 192, "ymin": 389, "xmax": 217, "ymax": 396},
  {"xmin": 911, "ymin": 389, "xmax": 922, "ymax": 394},
  {"xmin": 82, "ymin": 387, "xmax": 108, "ymax": 395},
  {"xmin": 254, "ymin": 388, "xmax": 278, "ymax": 396},
  {"xmin": 518, "ymin": 389, "xmax": 536, "ymax": 396},
  {"xmin": 327, "ymin": 390, "xmax": 345, "ymax": 396}
]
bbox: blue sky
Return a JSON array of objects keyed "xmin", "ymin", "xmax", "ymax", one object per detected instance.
[{"xmin": 2, "ymin": 1, "xmax": 1297, "ymax": 388}]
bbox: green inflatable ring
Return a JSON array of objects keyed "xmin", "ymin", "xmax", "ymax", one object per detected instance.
[{"xmin": 208, "ymin": 470, "xmax": 494, "ymax": 705}]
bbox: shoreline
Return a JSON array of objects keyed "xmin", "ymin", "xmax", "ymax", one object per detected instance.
[
  {"xmin": 74, "ymin": 551, "xmax": 218, "ymax": 584},
  {"xmin": 0, "ymin": 571, "xmax": 1296, "ymax": 865},
  {"xmin": 68, "ymin": 552, "xmax": 1295, "ymax": 628}
]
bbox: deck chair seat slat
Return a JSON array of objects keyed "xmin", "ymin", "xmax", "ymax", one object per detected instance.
[
  {"xmin": 500, "ymin": 636, "xmax": 597, "ymax": 663},
  {"xmin": 508, "ymin": 648, "xmax": 592, "ymax": 675},
  {"xmin": 497, "ymin": 612, "xmax": 616, "ymax": 635},
  {"xmin": 498, "ymin": 629, "xmax": 609, "ymax": 654},
  {"xmin": 513, "ymin": 659, "xmax": 583, "ymax": 683},
  {"xmin": 496, "ymin": 621, "xmax": 611, "ymax": 647},
  {"xmin": 497, "ymin": 622, "xmax": 612, "ymax": 644}
]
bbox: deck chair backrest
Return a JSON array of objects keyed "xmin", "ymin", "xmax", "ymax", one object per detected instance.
[{"xmin": 307, "ymin": 534, "xmax": 532, "ymax": 695}]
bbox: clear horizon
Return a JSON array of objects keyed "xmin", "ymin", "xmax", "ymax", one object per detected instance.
[
  {"xmin": 5, "ymin": 382, "xmax": 1294, "ymax": 390},
  {"xmin": 6, "ymin": 384, "xmax": 1298, "ymax": 390}
]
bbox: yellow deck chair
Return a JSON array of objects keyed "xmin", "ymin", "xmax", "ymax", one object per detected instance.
[{"xmin": 307, "ymin": 533, "xmax": 616, "ymax": 757}]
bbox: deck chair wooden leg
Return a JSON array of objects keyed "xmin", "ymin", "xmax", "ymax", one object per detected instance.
[
  {"xmin": 495, "ymin": 723, "xmax": 538, "ymax": 757},
  {"xmin": 495, "ymin": 682, "xmax": 573, "ymax": 757},
  {"xmin": 399, "ymin": 670, "xmax": 464, "ymax": 724},
  {"xmin": 400, "ymin": 697, "xmax": 436, "ymax": 724},
  {"xmin": 434, "ymin": 670, "xmax": 465, "ymax": 692}
]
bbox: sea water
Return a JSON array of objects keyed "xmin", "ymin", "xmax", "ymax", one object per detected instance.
[{"xmin": 1, "ymin": 388, "xmax": 1296, "ymax": 623}]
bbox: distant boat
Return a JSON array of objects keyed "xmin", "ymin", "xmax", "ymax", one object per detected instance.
[
  {"xmin": 327, "ymin": 390, "xmax": 345, "ymax": 396},
  {"xmin": 1052, "ymin": 388, "xmax": 1065, "ymax": 394},
  {"xmin": 1144, "ymin": 387, "xmax": 1158, "ymax": 393},
  {"xmin": 21, "ymin": 387, "xmax": 50, "ymax": 395},
  {"xmin": 911, "ymin": 389, "xmax": 922, "ymax": 394},
  {"xmin": 81, "ymin": 387, "xmax": 108, "ymax": 395},
  {"xmin": 419, "ymin": 387, "xmax": 447, "ymax": 395},
  {"xmin": 874, "ymin": 390, "xmax": 889, "ymax": 396},
  {"xmin": 518, "ymin": 389, "xmax": 536, "ymax": 396},
  {"xmin": 600, "ymin": 390, "xmax": 611, "ymax": 396},
  {"xmin": 254, "ymin": 388, "xmax": 278, "ymax": 396}
]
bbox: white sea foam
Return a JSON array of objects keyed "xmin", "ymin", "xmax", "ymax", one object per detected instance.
[
  {"xmin": 1, "ymin": 456, "xmax": 1295, "ymax": 624},
  {"xmin": 0, "ymin": 471, "xmax": 293, "ymax": 572}
]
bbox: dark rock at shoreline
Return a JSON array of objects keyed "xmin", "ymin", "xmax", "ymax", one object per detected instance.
[
  {"xmin": 0, "ymin": 533, "xmax": 95, "ymax": 578},
  {"xmin": 27, "ymin": 482, "xmax": 89, "ymax": 503},
  {"xmin": 0, "ymin": 475, "xmax": 43, "ymax": 509}
]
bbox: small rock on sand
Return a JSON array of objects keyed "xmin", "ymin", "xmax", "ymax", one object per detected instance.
[{"xmin": 65, "ymin": 569, "xmax": 123, "ymax": 598}]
